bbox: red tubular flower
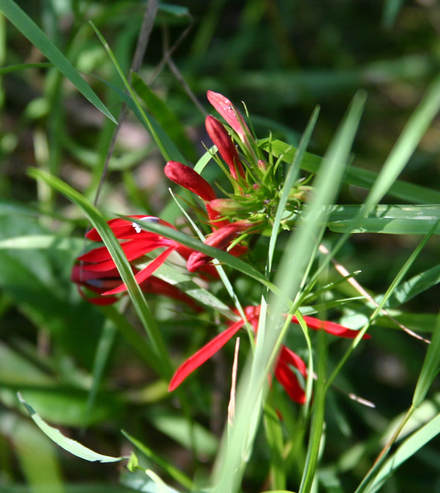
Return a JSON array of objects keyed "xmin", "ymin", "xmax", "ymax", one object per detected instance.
[
  {"xmin": 72, "ymin": 215, "xmax": 199, "ymax": 308},
  {"xmin": 186, "ymin": 220, "xmax": 251, "ymax": 272},
  {"xmin": 164, "ymin": 161, "xmax": 216, "ymax": 201},
  {"xmin": 164, "ymin": 160, "xmax": 228, "ymax": 229},
  {"xmin": 205, "ymin": 115, "xmax": 245, "ymax": 180},
  {"xmin": 168, "ymin": 305, "xmax": 371, "ymax": 404},
  {"xmin": 206, "ymin": 90, "xmax": 249, "ymax": 141}
]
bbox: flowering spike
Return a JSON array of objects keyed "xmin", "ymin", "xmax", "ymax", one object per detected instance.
[
  {"xmin": 205, "ymin": 116, "xmax": 245, "ymax": 180},
  {"xmin": 206, "ymin": 90, "xmax": 249, "ymax": 141},
  {"xmin": 164, "ymin": 161, "xmax": 216, "ymax": 202},
  {"xmin": 168, "ymin": 319, "xmax": 245, "ymax": 391}
]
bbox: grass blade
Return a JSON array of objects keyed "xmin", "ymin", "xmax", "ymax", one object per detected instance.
[
  {"xmin": 18, "ymin": 394, "xmax": 123, "ymax": 463},
  {"xmin": 0, "ymin": 0, "xmax": 116, "ymax": 123},
  {"xmin": 210, "ymin": 91, "xmax": 366, "ymax": 493},
  {"xmin": 28, "ymin": 168, "xmax": 171, "ymax": 378}
]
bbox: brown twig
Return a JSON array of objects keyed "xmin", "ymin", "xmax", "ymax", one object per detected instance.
[
  {"xmin": 318, "ymin": 244, "xmax": 430, "ymax": 344},
  {"xmin": 93, "ymin": 0, "xmax": 159, "ymax": 206}
]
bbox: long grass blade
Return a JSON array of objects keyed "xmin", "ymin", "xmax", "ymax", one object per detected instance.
[{"xmin": 0, "ymin": 0, "xmax": 116, "ymax": 123}]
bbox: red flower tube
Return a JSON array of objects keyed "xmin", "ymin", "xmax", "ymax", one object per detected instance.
[{"xmin": 205, "ymin": 115, "xmax": 245, "ymax": 180}]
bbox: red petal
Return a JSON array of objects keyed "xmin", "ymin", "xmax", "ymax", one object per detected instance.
[
  {"xmin": 86, "ymin": 216, "xmax": 174, "ymax": 241},
  {"xmin": 275, "ymin": 360, "xmax": 306, "ymax": 404},
  {"xmin": 279, "ymin": 346, "xmax": 307, "ymax": 377},
  {"xmin": 141, "ymin": 277, "xmax": 202, "ymax": 312},
  {"xmin": 205, "ymin": 116, "xmax": 245, "ymax": 180},
  {"xmin": 80, "ymin": 239, "xmax": 172, "ymax": 272},
  {"xmin": 76, "ymin": 286, "xmax": 118, "ymax": 306},
  {"xmin": 292, "ymin": 315, "xmax": 371, "ymax": 340},
  {"xmin": 168, "ymin": 319, "xmax": 245, "ymax": 391},
  {"xmin": 206, "ymin": 90, "xmax": 249, "ymax": 141},
  {"xmin": 164, "ymin": 161, "xmax": 217, "ymax": 201},
  {"xmin": 102, "ymin": 247, "xmax": 176, "ymax": 295}
]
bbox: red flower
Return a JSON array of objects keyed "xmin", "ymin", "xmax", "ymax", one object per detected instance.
[
  {"xmin": 72, "ymin": 215, "xmax": 199, "ymax": 309},
  {"xmin": 164, "ymin": 160, "xmax": 228, "ymax": 229},
  {"xmin": 206, "ymin": 90, "xmax": 249, "ymax": 142},
  {"xmin": 168, "ymin": 305, "xmax": 370, "ymax": 404},
  {"xmin": 205, "ymin": 115, "xmax": 245, "ymax": 180},
  {"xmin": 186, "ymin": 220, "xmax": 251, "ymax": 272}
]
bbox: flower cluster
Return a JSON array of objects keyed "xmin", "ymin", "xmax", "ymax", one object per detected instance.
[{"xmin": 72, "ymin": 90, "xmax": 370, "ymax": 405}]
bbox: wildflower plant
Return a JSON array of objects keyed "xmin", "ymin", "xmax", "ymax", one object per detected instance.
[{"xmin": 4, "ymin": 2, "xmax": 440, "ymax": 493}]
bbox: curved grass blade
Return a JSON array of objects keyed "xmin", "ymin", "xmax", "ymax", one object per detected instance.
[
  {"xmin": 17, "ymin": 394, "xmax": 123, "ymax": 463},
  {"xmin": 0, "ymin": 0, "xmax": 116, "ymax": 123},
  {"xmin": 122, "ymin": 430, "xmax": 193, "ymax": 490},
  {"xmin": 89, "ymin": 21, "xmax": 185, "ymax": 164},
  {"xmin": 361, "ymin": 412, "xmax": 440, "ymax": 493},
  {"xmin": 28, "ymin": 168, "xmax": 171, "ymax": 378},
  {"xmin": 210, "ymin": 92, "xmax": 366, "ymax": 493},
  {"xmin": 267, "ymin": 106, "xmax": 320, "ymax": 273}
]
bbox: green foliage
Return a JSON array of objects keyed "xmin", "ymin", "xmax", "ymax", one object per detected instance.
[{"xmin": 1, "ymin": 1, "xmax": 440, "ymax": 492}]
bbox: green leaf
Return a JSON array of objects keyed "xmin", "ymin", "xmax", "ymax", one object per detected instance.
[
  {"xmin": 367, "ymin": 413, "xmax": 440, "ymax": 493},
  {"xmin": 122, "ymin": 430, "xmax": 193, "ymax": 490},
  {"xmin": 412, "ymin": 315, "xmax": 440, "ymax": 407},
  {"xmin": 0, "ymin": 235, "xmax": 84, "ymax": 251},
  {"xmin": 147, "ymin": 411, "xmax": 219, "ymax": 458},
  {"xmin": 17, "ymin": 394, "xmax": 123, "ymax": 463},
  {"xmin": 328, "ymin": 205, "xmax": 440, "ymax": 235},
  {"xmin": 375, "ymin": 264, "xmax": 440, "ymax": 308},
  {"xmin": 261, "ymin": 139, "xmax": 440, "ymax": 204},
  {"xmin": 28, "ymin": 168, "xmax": 171, "ymax": 378},
  {"xmin": 0, "ymin": 0, "xmax": 116, "ymax": 123}
]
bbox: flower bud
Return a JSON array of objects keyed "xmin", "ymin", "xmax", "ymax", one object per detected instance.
[
  {"xmin": 207, "ymin": 90, "xmax": 249, "ymax": 141},
  {"xmin": 164, "ymin": 161, "xmax": 216, "ymax": 201},
  {"xmin": 205, "ymin": 116, "xmax": 245, "ymax": 180}
]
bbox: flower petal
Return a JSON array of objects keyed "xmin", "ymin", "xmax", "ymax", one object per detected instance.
[
  {"xmin": 168, "ymin": 319, "xmax": 245, "ymax": 391},
  {"xmin": 205, "ymin": 115, "xmax": 245, "ymax": 180},
  {"xmin": 102, "ymin": 247, "xmax": 176, "ymax": 295},
  {"xmin": 292, "ymin": 315, "xmax": 371, "ymax": 340},
  {"xmin": 279, "ymin": 346, "xmax": 307, "ymax": 377},
  {"xmin": 86, "ymin": 216, "xmax": 173, "ymax": 241},
  {"xmin": 206, "ymin": 90, "xmax": 249, "ymax": 141},
  {"xmin": 275, "ymin": 360, "xmax": 307, "ymax": 404}
]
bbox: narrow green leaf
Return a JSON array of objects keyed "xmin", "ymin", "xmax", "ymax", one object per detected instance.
[
  {"xmin": 122, "ymin": 430, "xmax": 193, "ymax": 490},
  {"xmin": 0, "ymin": 0, "xmax": 116, "ymax": 123},
  {"xmin": 412, "ymin": 315, "xmax": 440, "ymax": 407},
  {"xmin": 367, "ymin": 413, "xmax": 440, "ymax": 493},
  {"xmin": 262, "ymin": 139, "xmax": 440, "ymax": 204},
  {"xmin": 17, "ymin": 394, "xmax": 123, "ymax": 463},
  {"xmin": 90, "ymin": 21, "xmax": 185, "ymax": 163},
  {"xmin": 28, "ymin": 168, "xmax": 171, "ymax": 379},
  {"xmin": 376, "ymin": 264, "xmax": 440, "ymax": 308},
  {"xmin": 267, "ymin": 106, "xmax": 320, "ymax": 273},
  {"xmin": 328, "ymin": 205, "xmax": 440, "ymax": 235},
  {"xmin": 211, "ymin": 92, "xmax": 366, "ymax": 493},
  {"xmin": 0, "ymin": 235, "xmax": 84, "ymax": 251}
]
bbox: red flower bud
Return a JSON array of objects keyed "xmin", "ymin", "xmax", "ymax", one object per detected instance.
[
  {"xmin": 164, "ymin": 161, "xmax": 216, "ymax": 202},
  {"xmin": 207, "ymin": 90, "xmax": 249, "ymax": 141},
  {"xmin": 205, "ymin": 116, "xmax": 245, "ymax": 180}
]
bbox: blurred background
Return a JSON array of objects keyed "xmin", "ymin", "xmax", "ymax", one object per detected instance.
[{"xmin": 1, "ymin": 1, "xmax": 440, "ymax": 491}]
